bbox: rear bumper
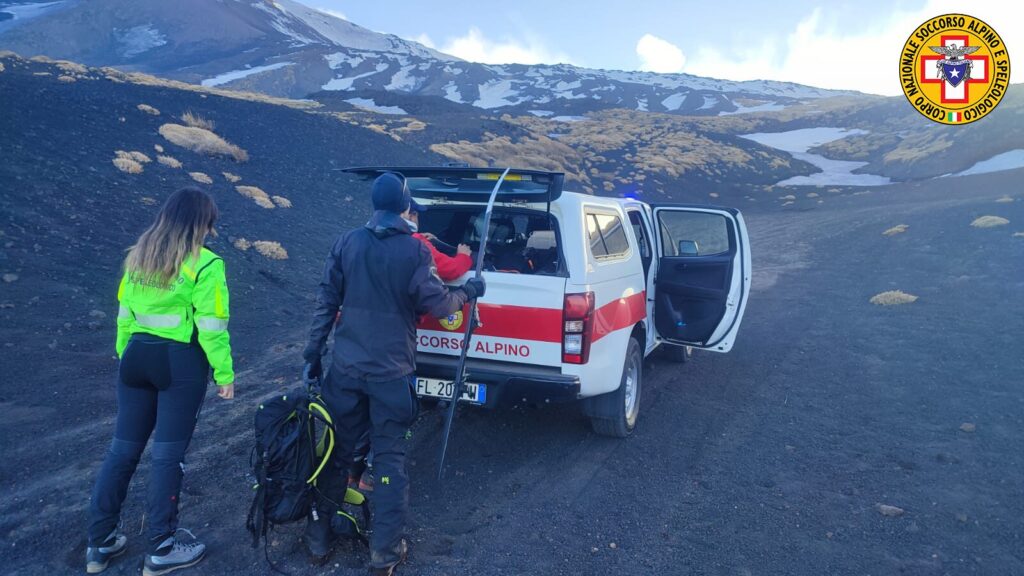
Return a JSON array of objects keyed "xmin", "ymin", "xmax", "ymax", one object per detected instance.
[{"xmin": 415, "ymin": 353, "xmax": 580, "ymax": 408}]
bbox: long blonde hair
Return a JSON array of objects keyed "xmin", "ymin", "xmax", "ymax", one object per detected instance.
[{"xmin": 124, "ymin": 187, "xmax": 218, "ymax": 285}]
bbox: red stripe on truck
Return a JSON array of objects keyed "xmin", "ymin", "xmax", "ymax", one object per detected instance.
[
  {"xmin": 591, "ymin": 291, "xmax": 647, "ymax": 343},
  {"xmin": 418, "ymin": 292, "xmax": 647, "ymax": 346},
  {"xmin": 419, "ymin": 303, "xmax": 563, "ymax": 342}
]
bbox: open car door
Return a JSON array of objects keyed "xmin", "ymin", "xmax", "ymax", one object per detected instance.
[{"xmin": 651, "ymin": 205, "xmax": 751, "ymax": 353}]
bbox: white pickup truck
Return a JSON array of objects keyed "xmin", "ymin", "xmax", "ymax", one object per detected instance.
[{"xmin": 345, "ymin": 167, "xmax": 751, "ymax": 437}]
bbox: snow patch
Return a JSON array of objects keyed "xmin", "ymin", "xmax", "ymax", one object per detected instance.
[
  {"xmin": 386, "ymin": 65, "xmax": 418, "ymax": 91},
  {"xmin": 698, "ymin": 95, "xmax": 718, "ymax": 110},
  {"xmin": 741, "ymin": 128, "xmax": 891, "ymax": 187},
  {"xmin": 529, "ymin": 110, "xmax": 554, "ymax": 117},
  {"xmin": 114, "ymin": 25, "xmax": 167, "ymax": 58},
  {"xmin": 661, "ymin": 93, "xmax": 686, "ymax": 111},
  {"xmin": 636, "ymin": 98, "xmax": 648, "ymax": 111},
  {"xmin": 950, "ymin": 149, "xmax": 1024, "ymax": 177},
  {"xmin": 443, "ymin": 82, "xmax": 463, "ymax": 103},
  {"xmin": 202, "ymin": 62, "xmax": 295, "ymax": 87},
  {"xmin": 719, "ymin": 101, "xmax": 787, "ymax": 115},
  {"xmin": 344, "ymin": 98, "xmax": 407, "ymax": 115},
  {"xmin": 322, "ymin": 62, "xmax": 389, "ymax": 91},
  {"xmin": 325, "ymin": 52, "xmax": 364, "ymax": 69},
  {"xmin": 474, "ymin": 79, "xmax": 521, "ymax": 109},
  {"xmin": 551, "ymin": 115, "xmax": 588, "ymax": 122}
]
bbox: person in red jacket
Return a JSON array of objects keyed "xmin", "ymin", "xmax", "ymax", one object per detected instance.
[{"xmin": 406, "ymin": 198, "xmax": 472, "ymax": 280}]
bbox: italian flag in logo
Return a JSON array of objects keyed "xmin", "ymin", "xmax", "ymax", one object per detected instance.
[{"xmin": 946, "ymin": 111, "xmax": 963, "ymax": 123}]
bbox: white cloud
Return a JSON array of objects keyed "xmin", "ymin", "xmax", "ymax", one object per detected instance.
[
  {"xmin": 636, "ymin": 34, "xmax": 686, "ymax": 73},
  {"xmin": 683, "ymin": 0, "xmax": 1022, "ymax": 95},
  {"xmin": 411, "ymin": 33, "xmax": 436, "ymax": 49},
  {"xmin": 314, "ymin": 7, "xmax": 347, "ymax": 20},
  {"xmin": 435, "ymin": 27, "xmax": 574, "ymax": 65}
]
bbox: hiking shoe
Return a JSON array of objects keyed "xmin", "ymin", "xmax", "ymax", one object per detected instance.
[
  {"xmin": 143, "ymin": 530, "xmax": 206, "ymax": 576},
  {"xmin": 358, "ymin": 469, "xmax": 375, "ymax": 492},
  {"xmin": 369, "ymin": 539, "xmax": 408, "ymax": 576},
  {"xmin": 85, "ymin": 530, "xmax": 127, "ymax": 573}
]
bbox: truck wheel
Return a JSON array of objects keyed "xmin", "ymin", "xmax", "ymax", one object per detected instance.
[
  {"xmin": 589, "ymin": 338, "xmax": 642, "ymax": 438},
  {"xmin": 665, "ymin": 344, "xmax": 693, "ymax": 363}
]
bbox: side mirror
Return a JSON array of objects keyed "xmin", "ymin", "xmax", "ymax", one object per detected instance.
[{"xmin": 678, "ymin": 240, "xmax": 699, "ymax": 256}]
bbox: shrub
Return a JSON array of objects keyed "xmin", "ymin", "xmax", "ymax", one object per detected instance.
[
  {"xmin": 127, "ymin": 151, "xmax": 151, "ymax": 163},
  {"xmin": 971, "ymin": 216, "xmax": 1009, "ymax": 228},
  {"xmin": 883, "ymin": 224, "xmax": 908, "ymax": 236},
  {"xmin": 870, "ymin": 290, "xmax": 918, "ymax": 305},
  {"xmin": 180, "ymin": 111, "xmax": 216, "ymax": 131},
  {"xmin": 157, "ymin": 155, "xmax": 181, "ymax": 168},
  {"xmin": 236, "ymin": 185, "xmax": 274, "ymax": 209},
  {"xmin": 57, "ymin": 75, "xmax": 76, "ymax": 83},
  {"xmin": 233, "ymin": 238, "xmax": 252, "ymax": 251},
  {"xmin": 137, "ymin": 104, "xmax": 160, "ymax": 116},
  {"xmin": 112, "ymin": 157, "xmax": 143, "ymax": 174},
  {"xmin": 158, "ymin": 123, "xmax": 248, "ymax": 162},
  {"xmin": 272, "ymin": 195, "xmax": 292, "ymax": 208},
  {"xmin": 189, "ymin": 172, "xmax": 213, "ymax": 184},
  {"xmin": 223, "ymin": 172, "xmax": 241, "ymax": 183},
  {"xmin": 253, "ymin": 241, "xmax": 288, "ymax": 260}
]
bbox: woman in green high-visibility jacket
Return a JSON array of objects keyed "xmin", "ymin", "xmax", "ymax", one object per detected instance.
[{"xmin": 86, "ymin": 187, "xmax": 234, "ymax": 576}]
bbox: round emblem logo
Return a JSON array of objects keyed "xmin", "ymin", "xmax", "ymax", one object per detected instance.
[
  {"xmin": 439, "ymin": 310, "xmax": 464, "ymax": 331},
  {"xmin": 900, "ymin": 14, "xmax": 1010, "ymax": 125}
]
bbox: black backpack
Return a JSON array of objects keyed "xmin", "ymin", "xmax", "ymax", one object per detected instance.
[{"xmin": 246, "ymin": 386, "xmax": 370, "ymax": 552}]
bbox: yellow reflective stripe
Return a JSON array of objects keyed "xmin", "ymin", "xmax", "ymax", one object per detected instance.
[
  {"xmin": 307, "ymin": 402, "xmax": 335, "ymax": 484},
  {"xmin": 117, "ymin": 274, "xmax": 127, "ymax": 301},
  {"xmin": 180, "ymin": 263, "xmax": 197, "ymax": 282},
  {"xmin": 134, "ymin": 313, "xmax": 181, "ymax": 329},
  {"xmin": 196, "ymin": 317, "xmax": 229, "ymax": 331},
  {"xmin": 117, "ymin": 305, "xmax": 132, "ymax": 319},
  {"xmin": 344, "ymin": 487, "xmax": 366, "ymax": 506},
  {"xmin": 214, "ymin": 284, "xmax": 224, "ymax": 317}
]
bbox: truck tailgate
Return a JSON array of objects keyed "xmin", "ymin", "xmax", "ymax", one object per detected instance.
[{"xmin": 417, "ymin": 273, "xmax": 567, "ymax": 367}]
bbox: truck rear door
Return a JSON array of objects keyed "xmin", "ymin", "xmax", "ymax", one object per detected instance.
[{"xmin": 650, "ymin": 205, "xmax": 751, "ymax": 352}]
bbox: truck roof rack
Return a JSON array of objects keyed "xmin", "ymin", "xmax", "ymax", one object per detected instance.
[{"xmin": 341, "ymin": 166, "xmax": 565, "ymax": 204}]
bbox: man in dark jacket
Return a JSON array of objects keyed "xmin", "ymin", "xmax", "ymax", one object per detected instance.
[{"xmin": 302, "ymin": 172, "xmax": 484, "ymax": 574}]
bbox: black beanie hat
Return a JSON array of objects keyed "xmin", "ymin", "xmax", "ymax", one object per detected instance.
[{"xmin": 371, "ymin": 173, "xmax": 410, "ymax": 214}]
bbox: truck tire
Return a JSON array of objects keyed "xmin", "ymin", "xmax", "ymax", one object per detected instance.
[
  {"xmin": 665, "ymin": 344, "xmax": 693, "ymax": 363},
  {"xmin": 589, "ymin": 338, "xmax": 642, "ymax": 438}
]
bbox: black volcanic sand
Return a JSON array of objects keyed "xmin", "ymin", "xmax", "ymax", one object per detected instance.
[{"xmin": 2, "ymin": 59, "xmax": 1023, "ymax": 575}]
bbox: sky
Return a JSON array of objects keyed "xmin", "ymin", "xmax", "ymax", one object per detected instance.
[{"xmin": 312, "ymin": 0, "xmax": 1021, "ymax": 95}]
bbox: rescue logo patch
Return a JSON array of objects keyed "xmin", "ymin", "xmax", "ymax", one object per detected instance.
[
  {"xmin": 900, "ymin": 14, "xmax": 1010, "ymax": 125},
  {"xmin": 440, "ymin": 310, "xmax": 464, "ymax": 331}
]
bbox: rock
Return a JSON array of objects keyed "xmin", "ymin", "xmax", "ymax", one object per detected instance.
[
  {"xmin": 956, "ymin": 513, "xmax": 968, "ymax": 523},
  {"xmin": 877, "ymin": 504, "xmax": 905, "ymax": 517},
  {"xmin": 959, "ymin": 422, "xmax": 976, "ymax": 433},
  {"xmin": 2, "ymin": 273, "xmax": 17, "ymax": 283},
  {"xmin": 609, "ymin": 542, "xmax": 617, "ymax": 549},
  {"xmin": 89, "ymin": 309, "xmax": 107, "ymax": 319},
  {"xmin": 591, "ymin": 547, "xmax": 599, "ymax": 553}
]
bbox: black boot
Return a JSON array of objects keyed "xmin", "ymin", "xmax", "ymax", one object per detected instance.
[{"xmin": 369, "ymin": 539, "xmax": 408, "ymax": 576}]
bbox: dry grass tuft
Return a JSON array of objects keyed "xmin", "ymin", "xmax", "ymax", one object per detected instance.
[
  {"xmin": 0, "ymin": 62, "xmax": 5, "ymax": 73},
  {"xmin": 236, "ymin": 185, "xmax": 275, "ymax": 209},
  {"xmin": 189, "ymin": 172, "xmax": 213, "ymax": 184},
  {"xmin": 223, "ymin": 172, "xmax": 241, "ymax": 183},
  {"xmin": 128, "ymin": 151, "xmax": 150, "ymax": 163},
  {"xmin": 112, "ymin": 157, "xmax": 143, "ymax": 174},
  {"xmin": 154, "ymin": 144, "xmax": 164, "ymax": 153},
  {"xmin": 158, "ymin": 124, "xmax": 248, "ymax": 162},
  {"xmin": 995, "ymin": 195, "xmax": 1014, "ymax": 203},
  {"xmin": 253, "ymin": 241, "xmax": 288, "ymax": 260},
  {"xmin": 970, "ymin": 215, "xmax": 1009, "ymax": 228},
  {"xmin": 137, "ymin": 104, "xmax": 160, "ymax": 116},
  {"xmin": 233, "ymin": 238, "xmax": 252, "ymax": 251},
  {"xmin": 883, "ymin": 224, "xmax": 908, "ymax": 236},
  {"xmin": 157, "ymin": 155, "xmax": 181, "ymax": 168},
  {"xmin": 272, "ymin": 195, "xmax": 292, "ymax": 208},
  {"xmin": 781, "ymin": 194, "xmax": 796, "ymax": 201},
  {"xmin": 180, "ymin": 111, "xmax": 216, "ymax": 131},
  {"xmin": 806, "ymin": 192, "xmax": 819, "ymax": 198},
  {"xmin": 140, "ymin": 197, "xmax": 158, "ymax": 206},
  {"xmin": 57, "ymin": 75, "xmax": 76, "ymax": 83},
  {"xmin": 870, "ymin": 290, "xmax": 918, "ymax": 306},
  {"xmin": 1013, "ymin": 232, "xmax": 1024, "ymax": 238}
]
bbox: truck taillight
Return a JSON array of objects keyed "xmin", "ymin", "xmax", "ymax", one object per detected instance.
[{"xmin": 563, "ymin": 292, "xmax": 595, "ymax": 364}]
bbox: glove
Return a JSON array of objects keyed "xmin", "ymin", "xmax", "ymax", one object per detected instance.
[
  {"xmin": 303, "ymin": 359, "xmax": 322, "ymax": 383},
  {"xmin": 461, "ymin": 277, "xmax": 486, "ymax": 300}
]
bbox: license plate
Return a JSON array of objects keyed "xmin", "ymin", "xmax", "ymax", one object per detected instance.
[{"xmin": 415, "ymin": 378, "xmax": 486, "ymax": 404}]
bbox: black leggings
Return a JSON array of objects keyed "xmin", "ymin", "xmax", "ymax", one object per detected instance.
[{"xmin": 88, "ymin": 334, "xmax": 209, "ymax": 551}]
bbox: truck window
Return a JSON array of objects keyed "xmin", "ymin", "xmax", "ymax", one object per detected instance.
[
  {"xmin": 586, "ymin": 213, "xmax": 630, "ymax": 260},
  {"xmin": 418, "ymin": 206, "xmax": 564, "ymax": 276},
  {"xmin": 658, "ymin": 211, "xmax": 731, "ymax": 256}
]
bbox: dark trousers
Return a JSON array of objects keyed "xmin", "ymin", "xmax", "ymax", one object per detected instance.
[
  {"xmin": 88, "ymin": 334, "xmax": 209, "ymax": 552},
  {"xmin": 305, "ymin": 365, "xmax": 418, "ymax": 568}
]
